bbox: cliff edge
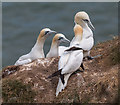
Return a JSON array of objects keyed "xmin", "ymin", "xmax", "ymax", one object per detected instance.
[{"xmin": 2, "ymin": 36, "xmax": 119, "ymax": 103}]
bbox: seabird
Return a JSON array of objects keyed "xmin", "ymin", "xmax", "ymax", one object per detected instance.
[
  {"xmin": 59, "ymin": 11, "xmax": 94, "ymax": 60},
  {"xmin": 73, "ymin": 11, "xmax": 95, "ymax": 59},
  {"xmin": 15, "ymin": 28, "xmax": 56, "ymax": 66},
  {"xmin": 48, "ymin": 24, "xmax": 84, "ymax": 96},
  {"xmin": 46, "ymin": 33, "xmax": 70, "ymax": 58}
]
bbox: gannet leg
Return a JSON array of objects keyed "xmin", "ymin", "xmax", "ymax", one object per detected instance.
[
  {"xmin": 86, "ymin": 56, "xmax": 94, "ymax": 60},
  {"xmin": 75, "ymin": 63, "xmax": 84, "ymax": 72},
  {"xmin": 80, "ymin": 62, "xmax": 84, "ymax": 71}
]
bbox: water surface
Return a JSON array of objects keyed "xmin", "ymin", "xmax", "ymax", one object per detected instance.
[{"xmin": 2, "ymin": 2, "xmax": 118, "ymax": 67}]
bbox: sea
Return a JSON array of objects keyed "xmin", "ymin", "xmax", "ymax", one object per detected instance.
[{"xmin": 2, "ymin": 2, "xmax": 118, "ymax": 67}]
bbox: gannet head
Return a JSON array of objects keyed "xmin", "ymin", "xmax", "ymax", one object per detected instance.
[
  {"xmin": 74, "ymin": 11, "xmax": 95, "ymax": 30},
  {"xmin": 38, "ymin": 28, "xmax": 56, "ymax": 41},
  {"xmin": 53, "ymin": 33, "xmax": 70, "ymax": 44},
  {"xmin": 40, "ymin": 28, "xmax": 56, "ymax": 37},
  {"xmin": 74, "ymin": 24, "xmax": 83, "ymax": 37}
]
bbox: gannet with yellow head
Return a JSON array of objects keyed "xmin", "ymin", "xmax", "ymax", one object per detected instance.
[
  {"xmin": 15, "ymin": 28, "xmax": 56, "ymax": 66},
  {"xmin": 73, "ymin": 11, "xmax": 95, "ymax": 59},
  {"xmin": 59, "ymin": 11, "xmax": 94, "ymax": 59},
  {"xmin": 48, "ymin": 24, "xmax": 84, "ymax": 96},
  {"xmin": 46, "ymin": 33, "xmax": 70, "ymax": 58}
]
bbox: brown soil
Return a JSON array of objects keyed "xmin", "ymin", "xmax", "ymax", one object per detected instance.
[{"xmin": 2, "ymin": 36, "xmax": 119, "ymax": 103}]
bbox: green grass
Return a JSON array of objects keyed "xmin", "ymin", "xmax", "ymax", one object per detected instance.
[{"xmin": 2, "ymin": 79, "xmax": 36, "ymax": 103}]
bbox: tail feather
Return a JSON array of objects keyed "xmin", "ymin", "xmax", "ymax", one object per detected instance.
[
  {"xmin": 47, "ymin": 69, "xmax": 62, "ymax": 78},
  {"xmin": 62, "ymin": 73, "xmax": 71, "ymax": 90},
  {"xmin": 56, "ymin": 78, "xmax": 64, "ymax": 97},
  {"xmin": 56, "ymin": 73, "xmax": 72, "ymax": 97}
]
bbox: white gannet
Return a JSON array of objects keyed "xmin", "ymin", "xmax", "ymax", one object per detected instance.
[
  {"xmin": 46, "ymin": 33, "xmax": 70, "ymax": 58},
  {"xmin": 59, "ymin": 11, "xmax": 94, "ymax": 59},
  {"xmin": 15, "ymin": 28, "xmax": 56, "ymax": 66},
  {"xmin": 48, "ymin": 24, "xmax": 83, "ymax": 96},
  {"xmin": 72, "ymin": 11, "xmax": 95, "ymax": 59}
]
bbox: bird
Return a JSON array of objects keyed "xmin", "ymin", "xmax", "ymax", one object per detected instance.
[
  {"xmin": 46, "ymin": 33, "xmax": 70, "ymax": 58},
  {"xmin": 15, "ymin": 28, "xmax": 56, "ymax": 66},
  {"xmin": 72, "ymin": 11, "xmax": 95, "ymax": 60},
  {"xmin": 59, "ymin": 11, "xmax": 95, "ymax": 60},
  {"xmin": 48, "ymin": 24, "xmax": 84, "ymax": 96}
]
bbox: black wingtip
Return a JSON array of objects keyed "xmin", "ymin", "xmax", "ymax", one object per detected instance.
[
  {"xmin": 65, "ymin": 47, "xmax": 83, "ymax": 52},
  {"xmin": 47, "ymin": 69, "xmax": 62, "ymax": 79},
  {"xmin": 60, "ymin": 74, "xmax": 65, "ymax": 84},
  {"xmin": 47, "ymin": 75, "xmax": 53, "ymax": 79}
]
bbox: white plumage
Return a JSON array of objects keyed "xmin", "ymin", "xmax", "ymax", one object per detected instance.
[
  {"xmin": 56, "ymin": 24, "xmax": 83, "ymax": 96},
  {"xmin": 15, "ymin": 28, "xmax": 56, "ymax": 66},
  {"xmin": 73, "ymin": 11, "xmax": 94, "ymax": 57},
  {"xmin": 46, "ymin": 33, "xmax": 70, "ymax": 58},
  {"xmin": 59, "ymin": 11, "xmax": 94, "ymax": 58}
]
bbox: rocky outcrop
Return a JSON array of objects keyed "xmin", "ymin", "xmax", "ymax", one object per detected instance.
[{"xmin": 2, "ymin": 37, "xmax": 119, "ymax": 103}]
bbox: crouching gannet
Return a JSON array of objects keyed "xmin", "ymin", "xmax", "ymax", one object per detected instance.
[
  {"xmin": 46, "ymin": 33, "xmax": 70, "ymax": 58},
  {"xmin": 48, "ymin": 24, "xmax": 84, "ymax": 96},
  {"xmin": 15, "ymin": 28, "xmax": 56, "ymax": 66}
]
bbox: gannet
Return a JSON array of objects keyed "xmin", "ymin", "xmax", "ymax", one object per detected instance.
[
  {"xmin": 48, "ymin": 24, "xmax": 83, "ymax": 96},
  {"xmin": 59, "ymin": 11, "xmax": 95, "ymax": 59},
  {"xmin": 15, "ymin": 28, "xmax": 56, "ymax": 66},
  {"xmin": 46, "ymin": 33, "xmax": 70, "ymax": 58},
  {"xmin": 73, "ymin": 11, "xmax": 95, "ymax": 59}
]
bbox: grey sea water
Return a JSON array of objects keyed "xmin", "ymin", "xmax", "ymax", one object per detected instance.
[{"xmin": 2, "ymin": 2, "xmax": 118, "ymax": 67}]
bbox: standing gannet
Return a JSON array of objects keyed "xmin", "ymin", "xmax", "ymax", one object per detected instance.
[
  {"xmin": 59, "ymin": 11, "xmax": 95, "ymax": 59},
  {"xmin": 46, "ymin": 33, "xmax": 70, "ymax": 58},
  {"xmin": 73, "ymin": 11, "xmax": 95, "ymax": 59},
  {"xmin": 48, "ymin": 24, "xmax": 83, "ymax": 96},
  {"xmin": 15, "ymin": 28, "xmax": 56, "ymax": 66}
]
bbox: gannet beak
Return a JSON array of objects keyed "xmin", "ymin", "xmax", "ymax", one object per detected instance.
[
  {"xmin": 49, "ymin": 30, "xmax": 57, "ymax": 35},
  {"xmin": 88, "ymin": 21, "xmax": 95, "ymax": 30},
  {"xmin": 62, "ymin": 37, "xmax": 70, "ymax": 43}
]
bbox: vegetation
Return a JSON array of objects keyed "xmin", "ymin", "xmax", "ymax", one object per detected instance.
[
  {"xmin": 109, "ymin": 44, "xmax": 120, "ymax": 65},
  {"xmin": 2, "ymin": 79, "xmax": 36, "ymax": 103}
]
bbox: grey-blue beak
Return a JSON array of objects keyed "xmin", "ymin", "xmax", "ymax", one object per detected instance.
[{"xmin": 88, "ymin": 21, "xmax": 95, "ymax": 30}]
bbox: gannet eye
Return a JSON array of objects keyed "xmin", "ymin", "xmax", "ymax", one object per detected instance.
[
  {"xmin": 83, "ymin": 19, "xmax": 89, "ymax": 22},
  {"xmin": 58, "ymin": 37, "xmax": 63, "ymax": 40},
  {"xmin": 45, "ymin": 31, "xmax": 49, "ymax": 35}
]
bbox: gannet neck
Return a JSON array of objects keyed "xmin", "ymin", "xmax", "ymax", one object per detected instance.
[
  {"xmin": 49, "ymin": 41, "xmax": 59, "ymax": 57},
  {"xmin": 74, "ymin": 24, "xmax": 83, "ymax": 42},
  {"xmin": 74, "ymin": 35, "xmax": 82, "ymax": 42},
  {"xmin": 83, "ymin": 23, "xmax": 93, "ymax": 38},
  {"xmin": 35, "ymin": 35, "xmax": 47, "ymax": 48},
  {"xmin": 31, "ymin": 35, "xmax": 47, "ymax": 58}
]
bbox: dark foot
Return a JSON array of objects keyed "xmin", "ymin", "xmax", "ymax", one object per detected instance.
[
  {"xmin": 87, "ymin": 56, "xmax": 94, "ymax": 60},
  {"xmin": 80, "ymin": 63, "xmax": 84, "ymax": 71},
  {"xmin": 73, "ymin": 69, "xmax": 84, "ymax": 75}
]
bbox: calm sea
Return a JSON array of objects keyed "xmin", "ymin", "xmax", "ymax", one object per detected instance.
[{"xmin": 2, "ymin": 2, "xmax": 118, "ymax": 67}]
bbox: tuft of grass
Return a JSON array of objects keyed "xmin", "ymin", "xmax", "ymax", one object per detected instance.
[
  {"xmin": 109, "ymin": 44, "xmax": 120, "ymax": 65},
  {"xmin": 2, "ymin": 79, "xmax": 36, "ymax": 103}
]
